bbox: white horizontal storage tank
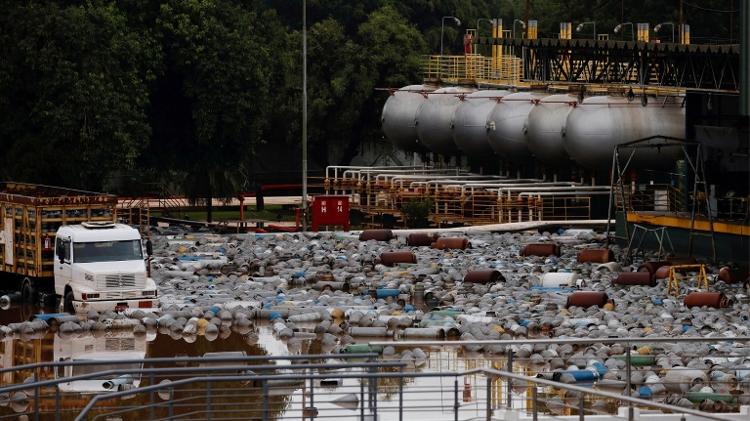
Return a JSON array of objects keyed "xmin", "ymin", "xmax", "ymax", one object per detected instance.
[
  {"xmin": 526, "ymin": 94, "xmax": 578, "ymax": 166},
  {"xmin": 486, "ymin": 92, "xmax": 545, "ymax": 161},
  {"xmin": 381, "ymin": 85, "xmax": 435, "ymax": 152},
  {"xmin": 452, "ymin": 90, "xmax": 510, "ymax": 163},
  {"xmin": 564, "ymin": 96, "xmax": 685, "ymax": 169},
  {"xmin": 416, "ymin": 86, "xmax": 476, "ymax": 156}
]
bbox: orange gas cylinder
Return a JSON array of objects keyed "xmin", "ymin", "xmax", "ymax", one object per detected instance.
[
  {"xmin": 521, "ymin": 243, "xmax": 560, "ymax": 257},
  {"xmin": 684, "ymin": 292, "xmax": 729, "ymax": 308},
  {"xmin": 431, "ymin": 237, "xmax": 470, "ymax": 250},
  {"xmin": 576, "ymin": 248, "xmax": 614, "ymax": 263},
  {"xmin": 359, "ymin": 229, "xmax": 394, "ymax": 242},
  {"xmin": 379, "ymin": 251, "xmax": 417, "ymax": 266},
  {"xmin": 566, "ymin": 291, "xmax": 609, "ymax": 309}
]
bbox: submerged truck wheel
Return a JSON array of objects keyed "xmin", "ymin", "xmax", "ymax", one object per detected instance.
[
  {"xmin": 63, "ymin": 289, "xmax": 74, "ymax": 314},
  {"xmin": 21, "ymin": 278, "xmax": 37, "ymax": 304}
]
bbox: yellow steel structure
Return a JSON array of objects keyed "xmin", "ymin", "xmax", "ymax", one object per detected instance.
[
  {"xmin": 626, "ymin": 212, "xmax": 750, "ymax": 236},
  {"xmin": 667, "ymin": 264, "xmax": 709, "ymax": 296},
  {"xmin": 422, "ymin": 53, "xmax": 689, "ymax": 96}
]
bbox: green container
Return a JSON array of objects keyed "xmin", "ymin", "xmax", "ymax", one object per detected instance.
[
  {"xmin": 685, "ymin": 392, "xmax": 735, "ymax": 403},
  {"xmin": 341, "ymin": 343, "xmax": 383, "ymax": 354},
  {"xmin": 613, "ymin": 354, "xmax": 656, "ymax": 366}
]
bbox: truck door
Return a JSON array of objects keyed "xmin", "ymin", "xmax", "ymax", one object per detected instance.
[{"xmin": 54, "ymin": 237, "xmax": 72, "ymax": 289}]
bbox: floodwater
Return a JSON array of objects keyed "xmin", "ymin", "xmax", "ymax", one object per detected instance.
[{"xmin": 0, "ymin": 305, "xmax": 618, "ymax": 420}]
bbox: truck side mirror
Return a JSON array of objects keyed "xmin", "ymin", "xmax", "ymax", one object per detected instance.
[{"xmin": 146, "ymin": 239, "xmax": 153, "ymax": 257}]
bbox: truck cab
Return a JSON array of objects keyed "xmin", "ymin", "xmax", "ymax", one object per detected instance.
[{"xmin": 54, "ymin": 222, "xmax": 158, "ymax": 313}]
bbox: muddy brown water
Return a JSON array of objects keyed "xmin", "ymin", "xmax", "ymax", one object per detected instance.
[{"xmin": 0, "ymin": 306, "xmax": 628, "ymax": 420}]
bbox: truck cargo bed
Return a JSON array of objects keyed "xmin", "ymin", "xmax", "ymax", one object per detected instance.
[{"xmin": 0, "ymin": 182, "xmax": 117, "ymax": 279}]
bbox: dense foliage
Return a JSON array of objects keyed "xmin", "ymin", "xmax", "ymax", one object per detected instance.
[{"xmin": 0, "ymin": 0, "xmax": 740, "ymax": 201}]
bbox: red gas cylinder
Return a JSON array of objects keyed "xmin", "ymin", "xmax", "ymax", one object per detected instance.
[
  {"xmin": 576, "ymin": 248, "xmax": 614, "ymax": 263},
  {"xmin": 614, "ymin": 272, "xmax": 656, "ymax": 287},
  {"xmin": 406, "ymin": 233, "xmax": 436, "ymax": 247},
  {"xmin": 521, "ymin": 243, "xmax": 560, "ymax": 257},
  {"xmin": 359, "ymin": 229, "xmax": 394, "ymax": 242},
  {"xmin": 566, "ymin": 291, "xmax": 609, "ymax": 309},
  {"xmin": 379, "ymin": 251, "xmax": 417, "ymax": 267},
  {"xmin": 638, "ymin": 261, "xmax": 671, "ymax": 277},
  {"xmin": 718, "ymin": 266, "xmax": 741, "ymax": 284},
  {"xmin": 463, "ymin": 270, "xmax": 505, "ymax": 284},
  {"xmin": 654, "ymin": 265, "xmax": 673, "ymax": 280},
  {"xmin": 432, "ymin": 237, "xmax": 470, "ymax": 250},
  {"xmin": 684, "ymin": 292, "xmax": 729, "ymax": 308}
]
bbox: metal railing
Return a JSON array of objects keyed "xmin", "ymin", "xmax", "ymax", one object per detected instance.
[
  {"xmin": 0, "ymin": 335, "xmax": 748, "ymax": 420},
  {"xmin": 423, "ymin": 54, "xmax": 523, "ymax": 85}
]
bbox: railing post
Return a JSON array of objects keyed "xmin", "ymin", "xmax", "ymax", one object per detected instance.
[
  {"xmin": 506, "ymin": 350, "xmax": 513, "ymax": 409},
  {"xmin": 168, "ymin": 388, "xmax": 174, "ymax": 420},
  {"xmin": 262, "ymin": 380, "xmax": 269, "ymax": 421},
  {"xmin": 485, "ymin": 376, "xmax": 492, "ymax": 421},
  {"xmin": 149, "ymin": 372, "xmax": 156, "ymax": 420},
  {"xmin": 626, "ymin": 344, "xmax": 633, "ymax": 421},
  {"xmin": 532, "ymin": 386, "xmax": 538, "ymax": 421},
  {"xmin": 398, "ymin": 368, "xmax": 403, "ymax": 421},
  {"xmin": 454, "ymin": 378, "xmax": 460, "ymax": 421},
  {"xmin": 206, "ymin": 380, "xmax": 212, "ymax": 421},
  {"xmin": 32, "ymin": 368, "xmax": 39, "ymax": 421},
  {"xmin": 579, "ymin": 392, "xmax": 585, "ymax": 421},
  {"xmin": 55, "ymin": 384, "xmax": 61, "ymax": 421},
  {"xmin": 360, "ymin": 374, "xmax": 365, "ymax": 421},
  {"xmin": 310, "ymin": 376, "xmax": 315, "ymax": 419}
]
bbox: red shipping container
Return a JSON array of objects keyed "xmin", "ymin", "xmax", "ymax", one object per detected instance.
[{"xmin": 311, "ymin": 195, "xmax": 350, "ymax": 231}]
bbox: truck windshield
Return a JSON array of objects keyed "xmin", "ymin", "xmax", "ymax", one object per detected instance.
[{"xmin": 73, "ymin": 240, "xmax": 143, "ymax": 263}]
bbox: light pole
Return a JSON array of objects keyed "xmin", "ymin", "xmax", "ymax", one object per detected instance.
[
  {"xmin": 654, "ymin": 22, "xmax": 675, "ymax": 43},
  {"xmin": 575, "ymin": 21, "xmax": 596, "ymax": 39},
  {"xmin": 512, "ymin": 19, "xmax": 526, "ymax": 39},
  {"xmin": 440, "ymin": 16, "xmax": 461, "ymax": 56},
  {"xmin": 614, "ymin": 22, "xmax": 634, "ymax": 41},
  {"xmin": 301, "ymin": 0, "xmax": 308, "ymax": 231},
  {"xmin": 476, "ymin": 18, "xmax": 494, "ymax": 37}
]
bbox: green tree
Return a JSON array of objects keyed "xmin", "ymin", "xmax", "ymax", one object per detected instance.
[
  {"xmin": 0, "ymin": 0, "xmax": 159, "ymax": 190},
  {"xmin": 152, "ymin": 0, "xmax": 273, "ymax": 221}
]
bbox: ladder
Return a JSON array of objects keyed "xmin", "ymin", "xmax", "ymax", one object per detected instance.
[{"xmin": 686, "ymin": 145, "xmax": 717, "ymax": 262}]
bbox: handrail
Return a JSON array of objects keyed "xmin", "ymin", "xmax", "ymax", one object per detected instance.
[
  {"xmin": 73, "ymin": 365, "xmax": 737, "ymax": 421},
  {"xmin": 0, "ymin": 360, "xmax": 401, "ymax": 395},
  {"xmin": 369, "ymin": 336, "xmax": 750, "ymax": 347},
  {"xmin": 0, "ymin": 352, "xmax": 378, "ymax": 375}
]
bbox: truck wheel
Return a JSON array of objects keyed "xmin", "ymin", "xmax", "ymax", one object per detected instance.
[
  {"xmin": 63, "ymin": 290, "xmax": 75, "ymax": 314},
  {"xmin": 21, "ymin": 279, "xmax": 38, "ymax": 304}
]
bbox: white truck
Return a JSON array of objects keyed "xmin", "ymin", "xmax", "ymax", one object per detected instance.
[
  {"xmin": 0, "ymin": 182, "xmax": 158, "ymax": 313},
  {"xmin": 54, "ymin": 222, "xmax": 158, "ymax": 313}
]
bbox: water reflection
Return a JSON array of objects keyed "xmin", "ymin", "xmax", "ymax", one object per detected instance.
[{"xmin": 0, "ymin": 312, "xmax": 627, "ymax": 420}]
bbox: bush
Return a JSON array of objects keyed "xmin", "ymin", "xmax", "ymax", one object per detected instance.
[{"xmin": 401, "ymin": 199, "xmax": 432, "ymax": 228}]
